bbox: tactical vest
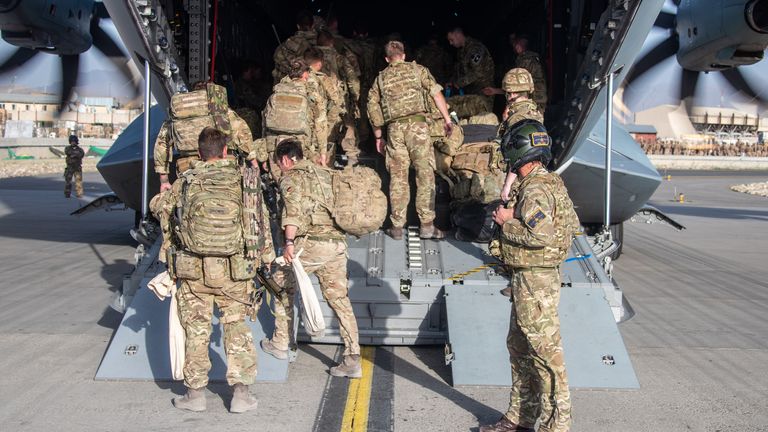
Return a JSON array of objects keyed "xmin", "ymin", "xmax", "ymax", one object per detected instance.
[
  {"xmin": 501, "ymin": 170, "xmax": 580, "ymax": 268},
  {"xmin": 450, "ymin": 141, "xmax": 506, "ymax": 204},
  {"xmin": 263, "ymin": 80, "xmax": 312, "ymax": 136},
  {"xmin": 378, "ymin": 62, "xmax": 428, "ymax": 123},
  {"xmin": 169, "ymin": 83, "xmax": 233, "ymax": 153},
  {"xmin": 176, "ymin": 162, "xmax": 244, "ymax": 257}
]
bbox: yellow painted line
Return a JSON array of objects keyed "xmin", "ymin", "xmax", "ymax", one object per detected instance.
[{"xmin": 340, "ymin": 346, "xmax": 376, "ymax": 432}]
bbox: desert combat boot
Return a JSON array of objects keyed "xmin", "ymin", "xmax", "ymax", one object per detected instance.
[
  {"xmin": 173, "ymin": 387, "xmax": 206, "ymax": 412},
  {"xmin": 230, "ymin": 383, "xmax": 258, "ymax": 413},
  {"xmin": 479, "ymin": 417, "xmax": 535, "ymax": 432},
  {"xmin": 419, "ymin": 222, "xmax": 445, "ymax": 239},
  {"xmin": 330, "ymin": 354, "xmax": 362, "ymax": 378}
]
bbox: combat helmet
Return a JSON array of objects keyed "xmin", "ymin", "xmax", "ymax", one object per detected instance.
[
  {"xmin": 502, "ymin": 68, "xmax": 534, "ymax": 94},
  {"xmin": 500, "ymin": 119, "xmax": 551, "ymax": 172}
]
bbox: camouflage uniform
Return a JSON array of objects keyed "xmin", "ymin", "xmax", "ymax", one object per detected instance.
[
  {"xmin": 451, "ymin": 37, "xmax": 494, "ymax": 115},
  {"xmin": 345, "ymin": 36, "xmax": 378, "ymax": 147},
  {"xmin": 156, "ymin": 159, "xmax": 276, "ymax": 390},
  {"xmin": 270, "ymin": 160, "xmax": 360, "ymax": 356},
  {"xmin": 262, "ymin": 77, "xmax": 328, "ymax": 170},
  {"xmin": 416, "ymin": 42, "xmax": 451, "ymax": 86},
  {"xmin": 64, "ymin": 143, "xmax": 84, "ymax": 198},
  {"xmin": 498, "ymin": 100, "xmax": 544, "ymax": 138},
  {"xmin": 235, "ymin": 79, "xmax": 272, "ymax": 139},
  {"xmin": 497, "ymin": 165, "xmax": 579, "ymax": 432},
  {"xmin": 367, "ymin": 60, "xmax": 443, "ymax": 228},
  {"xmin": 318, "ymin": 45, "xmax": 361, "ymax": 160},
  {"xmin": 308, "ymin": 70, "xmax": 346, "ymax": 151},
  {"xmin": 515, "ymin": 51, "xmax": 548, "ymax": 113},
  {"xmin": 272, "ymin": 30, "xmax": 317, "ymax": 83},
  {"xmin": 154, "ymin": 87, "xmax": 258, "ymax": 177}
]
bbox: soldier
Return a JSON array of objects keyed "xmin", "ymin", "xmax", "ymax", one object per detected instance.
[
  {"xmin": 367, "ymin": 40, "xmax": 453, "ymax": 240},
  {"xmin": 481, "ymin": 120, "xmax": 579, "ymax": 432},
  {"xmin": 495, "ymin": 68, "xmax": 544, "ymax": 139},
  {"xmin": 304, "ymin": 47, "xmax": 346, "ymax": 152},
  {"xmin": 349, "ymin": 21, "xmax": 378, "ymax": 148},
  {"xmin": 317, "ymin": 30, "xmax": 361, "ymax": 164},
  {"xmin": 416, "ymin": 34, "xmax": 451, "ymax": 86},
  {"xmin": 64, "ymin": 135, "xmax": 84, "ymax": 198},
  {"xmin": 272, "ymin": 10, "xmax": 317, "ymax": 84},
  {"xmin": 513, "ymin": 35, "xmax": 548, "ymax": 114},
  {"xmin": 262, "ymin": 59, "xmax": 329, "ymax": 172},
  {"xmin": 445, "ymin": 27, "xmax": 495, "ymax": 116},
  {"xmin": 260, "ymin": 139, "xmax": 362, "ymax": 378},
  {"xmin": 234, "ymin": 60, "xmax": 272, "ymax": 139},
  {"xmin": 153, "ymin": 127, "xmax": 275, "ymax": 414},
  {"xmin": 154, "ymin": 81, "xmax": 258, "ymax": 192}
]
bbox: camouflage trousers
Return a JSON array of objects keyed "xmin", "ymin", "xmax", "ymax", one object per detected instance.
[
  {"xmin": 505, "ymin": 267, "xmax": 571, "ymax": 432},
  {"xmin": 385, "ymin": 121, "xmax": 435, "ymax": 227},
  {"xmin": 176, "ymin": 278, "xmax": 258, "ymax": 389},
  {"xmin": 64, "ymin": 167, "xmax": 83, "ymax": 198},
  {"xmin": 270, "ymin": 237, "xmax": 360, "ymax": 356}
]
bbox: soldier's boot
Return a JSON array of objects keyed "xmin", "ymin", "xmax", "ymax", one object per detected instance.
[
  {"xmin": 479, "ymin": 417, "xmax": 534, "ymax": 432},
  {"xmin": 500, "ymin": 286, "xmax": 512, "ymax": 297},
  {"xmin": 229, "ymin": 383, "xmax": 258, "ymax": 413},
  {"xmin": 330, "ymin": 354, "xmax": 362, "ymax": 378},
  {"xmin": 260, "ymin": 337, "xmax": 288, "ymax": 360},
  {"xmin": 386, "ymin": 227, "xmax": 403, "ymax": 240},
  {"xmin": 419, "ymin": 222, "xmax": 445, "ymax": 240},
  {"xmin": 173, "ymin": 387, "xmax": 206, "ymax": 412}
]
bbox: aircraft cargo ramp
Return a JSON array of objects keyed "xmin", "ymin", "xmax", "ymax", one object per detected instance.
[{"xmin": 97, "ymin": 231, "xmax": 638, "ymax": 389}]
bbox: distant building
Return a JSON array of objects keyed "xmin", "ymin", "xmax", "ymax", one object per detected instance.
[
  {"xmin": 0, "ymin": 93, "xmax": 142, "ymax": 138},
  {"xmin": 624, "ymin": 124, "xmax": 657, "ymax": 142},
  {"xmin": 634, "ymin": 103, "xmax": 766, "ymax": 144}
]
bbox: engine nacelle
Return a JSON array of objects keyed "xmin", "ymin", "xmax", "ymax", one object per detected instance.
[
  {"xmin": 0, "ymin": 0, "xmax": 93, "ymax": 55},
  {"xmin": 676, "ymin": 0, "xmax": 768, "ymax": 71}
]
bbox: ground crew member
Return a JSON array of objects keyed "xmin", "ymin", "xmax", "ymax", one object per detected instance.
[
  {"xmin": 154, "ymin": 81, "xmax": 258, "ymax": 192},
  {"xmin": 260, "ymin": 139, "xmax": 362, "ymax": 378},
  {"xmin": 512, "ymin": 35, "xmax": 548, "ymax": 113},
  {"xmin": 262, "ymin": 60, "xmax": 328, "ymax": 172},
  {"xmin": 154, "ymin": 127, "xmax": 275, "ymax": 414},
  {"xmin": 367, "ymin": 41, "xmax": 453, "ymax": 240},
  {"xmin": 64, "ymin": 135, "xmax": 84, "ymax": 198},
  {"xmin": 481, "ymin": 120, "xmax": 579, "ymax": 432},
  {"xmin": 445, "ymin": 27, "xmax": 495, "ymax": 117},
  {"xmin": 272, "ymin": 10, "xmax": 317, "ymax": 83}
]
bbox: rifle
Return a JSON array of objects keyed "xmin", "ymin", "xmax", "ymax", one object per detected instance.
[{"xmin": 260, "ymin": 170, "xmax": 285, "ymax": 256}]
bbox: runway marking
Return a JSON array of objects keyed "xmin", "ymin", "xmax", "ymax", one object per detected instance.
[{"xmin": 340, "ymin": 345, "xmax": 375, "ymax": 432}]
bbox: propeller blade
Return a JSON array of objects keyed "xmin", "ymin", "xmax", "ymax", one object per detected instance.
[
  {"xmin": 680, "ymin": 68, "xmax": 699, "ymax": 114},
  {"xmin": 91, "ymin": 18, "xmax": 139, "ymax": 98},
  {"xmin": 654, "ymin": 11, "xmax": 676, "ymax": 30},
  {"xmin": 0, "ymin": 48, "xmax": 38, "ymax": 74},
  {"xmin": 60, "ymin": 55, "xmax": 80, "ymax": 110},
  {"xmin": 625, "ymin": 35, "xmax": 679, "ymax": 86},
  {"xmin": 722, "ymin": 68, "xmax": 765, "ymax": 103}
]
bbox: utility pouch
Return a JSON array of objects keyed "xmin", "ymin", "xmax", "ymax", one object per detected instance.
[
  {"xmin": 203, "ymin": 256, "xmax": 230, "ymax": 288},
  {"xmin": 174, "ymin": 250, "xmax": 203, "ymax": 280},
  {"xmin": 230, "ymin": 255, "xmax": 258, "ymax": 281}
]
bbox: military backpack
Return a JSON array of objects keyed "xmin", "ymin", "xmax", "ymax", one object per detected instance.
[
  {"xmin": 263, "ymin": 81, "xmax": 312, "ymax": 136},
  {"xmin": 168, "ymin": 83, "xmax": 232, "ymax": 152},
  {"xmin": 176, "ymin": 165, "xmax": 244, "ymax": 257}
]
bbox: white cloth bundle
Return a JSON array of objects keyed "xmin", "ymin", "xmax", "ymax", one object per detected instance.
[{"xmin": 147, "ymin": 270, "xmax": 185, "ymax": 381}]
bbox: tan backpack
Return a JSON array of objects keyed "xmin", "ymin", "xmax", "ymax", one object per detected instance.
[
  {"xmin": 169, "ymin": 84, "xmax": 233, "ymax": 152},
  {"xmin": 450, "ymin": 141, "xmax": 506, "ymax": 204},
  {"xmin": 263, "ymin": 81, "xmax": 312, "ymax": 136}
]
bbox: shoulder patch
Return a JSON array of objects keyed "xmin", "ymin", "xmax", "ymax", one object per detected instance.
[
  {"xmin": 530, "ymin": 132, "xmax": 550, "ymax": 147},
  {"xmin": 471, "ymin": 53, "xmax": 482, "ymax": 64},
  {"xmin": 526, "ymin": 208, "xmax": 547, "ymax": 228}
]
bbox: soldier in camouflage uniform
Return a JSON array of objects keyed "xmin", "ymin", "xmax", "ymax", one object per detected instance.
[
  {"xmin": 260, "ymin": 139, "xmax": 362, "ymax": 378},
  {"xmin": 416, "ymin": 35, "xmax": 451, "ymax": 86},
  {"xmin": 496, "ymin": 68, "xmax": 544, "ymax": 140},
  {"xmin": 368, "ymin": 41, "xmax": 453, "ymax": 240},
  {"xmin": 153, "ymin": 128, "xmax": 275, "ymax": 414},
  {"xmin": 272, "ymin": 10, "xmax": 317, "ymax": 84},
  {"xmin": 482, "ymin": 120, "xmax": 579, "ymax": 432},
  {"xmin": 513, "ymin": 35, "xmax": 548, "ymax": 114},
  {"xmin": 349, "ymin": 22, "xmax": 379, "ymax": 148},
  {"xmin": 64, "ymin": 135, "xmax": 84, "ymax": 198},
  {"xmin": 262, "ymin": 60, "xmax": 329, "ymax": 173},
  {"xmin": 304, "ymin": 47, "xmax": 346, "ymax": 150},
  {"xmin": 154, "ymin": 81, "xmax": 258, "ymax": 192},
  {"xmin": 317, "ymin": 30, "xmax": 361, "ymax": 164},
  {"xmin": 446, "ymin": 27, "xmax": 495, "ymax": 117}
]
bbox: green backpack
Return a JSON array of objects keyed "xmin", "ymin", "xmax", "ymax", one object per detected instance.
[{"xmin": 177, "ymin": 165, "xmax": 244, "ymax": 257}]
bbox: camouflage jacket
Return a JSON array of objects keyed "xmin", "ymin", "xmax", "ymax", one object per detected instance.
[
  {"xmin": 515, "ymin": 51, "xmax": 548, "ymax": 110},
  {"xmin": 151, "ymin": 159, "xmax": 275, "ymax": 265},
  {"xmin": 416, "ymin": 43, "xmax": 451, "ymax": 85},
  {"xmin": 308, "ymin": 70, "xmax": 346, "ymax": 121},
  {"xmin": 345, "ymin": 36, "xmax": 378, "ymax": 93},
  {"xmin": 499, "ymin": 165, "xmax": 579, "ymax": 268},
  {"xmin": 153, "ymin": 108, "xmax": 257, "ymax": 175},
  {"xmin": 65, "ymin": 144, "xmax": 84, "ymax": 168},
  {"xmin": 497, "ymin": 99, "xmax": 544, "ymax": 137},
  {"xmin": 272, "ymin": 30, "xmax": 317, "ymax": 83},
  {"xmin": 452, "ymin": 37, "xmax": 495, "ymax": 95},
  {"xmin": 367, "ymin": 60, "xmax": 443, "ymax": 128},
  {"xmin": 318, "ymin": 45, "xmax": 361, "ymax": 103},
  {"xmin": 279, "ymin": 160, "xmax": 343, "ymax": 239}
]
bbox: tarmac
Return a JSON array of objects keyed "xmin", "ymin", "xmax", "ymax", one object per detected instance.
[{"xmin": 0, "ymin": 170, "xmax": 766, "ymax": 432}]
